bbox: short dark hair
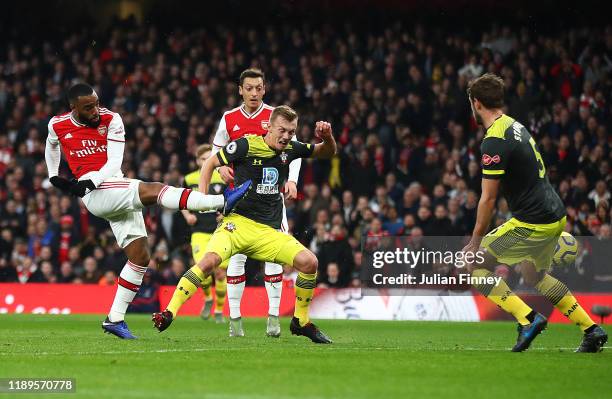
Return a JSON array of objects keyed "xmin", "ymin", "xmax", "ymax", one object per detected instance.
[
  {"xmin": 467, "ymin": 73, "xmax": 505, "ymax": 109},
  {"xmin": 67, "ymin": 83, "xmax": 95, "ymax": 105},
  {"xmin": 270, "ymin": 105, "xmax": 298, "ymax": 124},
  {"xmin": 239, "ymin": 68, "xmax": 265, "ymax": 86}
]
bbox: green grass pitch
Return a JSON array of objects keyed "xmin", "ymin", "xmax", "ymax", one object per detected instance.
[{"xmin": 0, "ymin": 314, "xmax": 610, "ymax": 399}]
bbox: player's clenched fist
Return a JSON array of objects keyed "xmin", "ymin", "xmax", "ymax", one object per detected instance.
[{"xmin": 314, "ymin": 121, "xmax": 332, "ymax": 140}]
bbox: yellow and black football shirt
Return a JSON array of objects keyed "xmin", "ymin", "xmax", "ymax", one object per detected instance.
[
  {"xmin": 480, "ymin": 114, "xmax": 565, "ymax": 224},
  {"xmin": 184, "ymin": 169, "xmax": 226, "ymax": 233},
  {"xmin": 217, "ymin": 134, "xmax": 314, "ymax": 229}
]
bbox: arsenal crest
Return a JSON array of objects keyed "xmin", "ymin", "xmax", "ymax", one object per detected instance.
[
  {"xmin": 97, "ymin": 125, "xmax": 108, "ymax": 136},
  {"xmin": 280, "ymin": 152, "xmax": 288, "ymax": 164},
  {"xmin": 261, "ymin": 120, "xmax": 270, "ymax": 130}
]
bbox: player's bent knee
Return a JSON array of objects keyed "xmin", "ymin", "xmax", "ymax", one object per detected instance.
[
  {"xmin": 198, "ymin": 252, "xmax": 222, "ymax": 275},
  {"xmin": 293, "ymin": 250, "xmax": 318, "ymax": 274},
  {"xmin": 124, "ymin": 237, "xmax": 150, "ymax": 267},
  {"xmin": 138, "ymin": 182, "xmax": 164, "ymax": 206}
]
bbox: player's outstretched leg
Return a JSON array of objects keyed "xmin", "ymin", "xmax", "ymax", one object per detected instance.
[
  {"xmin": 470, "ymin": 268, "xmax": 545, "ymax": 351},
  {"xmin": 264, "ymin": 262, "xmax": 283, "ymax": 337},
  {"xmin": 289, "ymin": 250, "xmax": 332, "ymax": 344},
  {"xmin": 534, "ymin": 273, "xmax": 608, "ymax": 352},
  {"xmin": 226, "ymin": 254, "xmax": 247, "ymax": 336},
  {"xmin": 137, "ymin": 180, "xmax": 251, "ymax": 214},
  {"xmin": 199, "ymin": 275, "xmax": 214, "ymax": 320}
]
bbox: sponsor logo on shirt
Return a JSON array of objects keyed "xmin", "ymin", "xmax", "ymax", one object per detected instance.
[{"xmin": 482, "ymin": 154, "xmax": 500, "ymax": 166}]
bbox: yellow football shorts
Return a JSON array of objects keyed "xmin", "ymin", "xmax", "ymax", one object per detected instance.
[
  {"xmin": 205, "ymin": 213, "xmax": 306, "ymax": 266},
  {"xmin": 481, "ymin": 216, "xmax": 566, "ymax": 271},
  {"xmin": 191, "ymin": 232, "xmax": 229, "ymax": 269}
]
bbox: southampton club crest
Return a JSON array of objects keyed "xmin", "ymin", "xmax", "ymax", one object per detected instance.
[
  {"xmin": 280, "ymin": 152, "xmax": 288, "ymax": 164},
  {"xmin": 97, "ymin": 125, "xmax": 108, "ymax": 136},
  {"xmin": 261, "ymin": 120, "xmax": 270, "ymax": 130},
  {"xmin": 224, "ymin": 222, "xmax": 236, "ymax": 232}
]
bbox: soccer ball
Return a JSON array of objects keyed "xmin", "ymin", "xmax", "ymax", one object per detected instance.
[{"xmin": 552, "ymin": 232, "xmax": 578, "ymax": 267}]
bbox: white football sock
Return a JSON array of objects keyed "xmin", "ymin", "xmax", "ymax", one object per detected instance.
[
  {"xmin": 264, "ymin": 262, "xmax": 283, "ymax": 317},
  {"xmin": 108, "ymin": 261, "xmax": 146, "ymax": 322},
  {"xmin": 226, "ymin": 254, "xmax": 247, "ymax": 319},
  {"xmin": 156, "ymin": 185, "xmax": 223, "ymax": 211}
]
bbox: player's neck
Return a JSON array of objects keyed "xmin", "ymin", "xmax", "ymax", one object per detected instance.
[
  {"xmin": 482, "ymin": 110, "xmax": 504, "ymax": 131},
  {"xmin": 242, "ymin": 101, "xmax": 262, "ymax": 115},
  {"xmin": 71, "ymin": 110, "xmax": 86, "ymax": 125},
  {"xmin": 263, "ymin": 134, "xmax": 276, "ymax": 150}
]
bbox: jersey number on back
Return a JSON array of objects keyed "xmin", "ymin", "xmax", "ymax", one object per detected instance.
[{"xmin": 528, "ymin": 137, "xmax": 546, "ymax": 178}]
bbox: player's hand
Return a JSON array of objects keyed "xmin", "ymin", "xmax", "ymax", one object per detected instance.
[
  {"xmin": 70, "ymin": 179, "xmax": 96, "ymax": 198},
  {"xmin": 219, "ymin": 166, "xmax": 235, "ymax": 184},
  {"xmin": 49, "ymin": 176, "xmax": 76, "ymax": 193},
  {"xmin": 284, "ymin": 181, "xmax": 298, "ymax": 200},
  {"xmin": 184, "ymin": 213, "xmax": 197, "ymax": 225},
  {"xmin": 314, "ymin": 121, "xmax": 333, "ymax": 141},
  {"xmin": 461, "ymin": 240, "xmax": 484, "ymax": 271}
]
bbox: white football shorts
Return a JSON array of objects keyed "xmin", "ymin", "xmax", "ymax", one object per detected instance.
[{"xmin": 81, "ymin": 177, "xmax": 147, "ymax": 248}]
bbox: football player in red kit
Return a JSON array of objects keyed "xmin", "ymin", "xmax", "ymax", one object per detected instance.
[{"xmin": 45, "ymin": 83, "xmax": 251, "ymax": 339}]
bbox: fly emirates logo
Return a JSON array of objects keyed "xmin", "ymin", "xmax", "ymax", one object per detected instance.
[{"xmin": 71, "ymin": 139, "xmax": 107, "ymax": 158}]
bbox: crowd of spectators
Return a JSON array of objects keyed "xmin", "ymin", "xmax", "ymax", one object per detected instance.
[{"xmin": 0, "ymin": 16, "xmax": 611, "ymax": 291}]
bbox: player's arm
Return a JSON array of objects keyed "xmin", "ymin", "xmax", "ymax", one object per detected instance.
[
  {"xmin": 45, "ymin": 120, "xmax": 73, "ymax": 193},
  {"xmin": 89, "ymin": 114, "xmax": 126, "ymax": 187},
  {"xmin": 211, "ymin": 114, "xmax": 234, "ymax": 183},
  {"xmin": 285, "ymin": 135, "xmax": 302, "ymax": 199},
  {"xmin": 469, "ymin": 178, "xmax": 500, "ymax": 247},
  {"xmin": 311, "ymin": 121, "xmax": 337, "ymax": 159},
  {"xmin": 466, "ymin": 137, "xmax": 508, "ymax": 249},
  {"xmin": 211, "ymin": 115, "xmax": 230, "ymax": 155},
  {"xmin": 200, "ymin": 138, "xmax": 249, "ymax": 193}
]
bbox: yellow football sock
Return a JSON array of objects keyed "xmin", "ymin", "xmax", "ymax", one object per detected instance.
[
  {"xmin": 201, "ymin": 276, "xmax": 213, "ymax": 301},
  {"xmin": 215, "ymin": 276, "xmax": 227, "ymax": 313},
  {"xmin": 471, "ymin": 268, "xmax": 533, "ymax": 325},
  {"xmin": 535, "ymin": 274, "xmax": 595, "ymax": 331},
  {"xmin": 167, "ymin": 266, "xmax": 206, "ymax": 316},
  {"xmin": 294, "ymin": 272, "xmax": 316, "ymax": 326}
]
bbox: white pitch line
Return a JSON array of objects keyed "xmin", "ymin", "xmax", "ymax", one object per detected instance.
[{"xmin": 2, "ymin": 346, "xmax": 609, "ymax": 356}]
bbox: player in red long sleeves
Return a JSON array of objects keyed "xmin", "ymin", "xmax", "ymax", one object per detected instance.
[{"xmin": 45, "ymin": 83, "xmax": 251, "ymax": 339}]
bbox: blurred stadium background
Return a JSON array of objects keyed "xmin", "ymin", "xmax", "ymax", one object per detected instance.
[{"xmin": 0, "ymin": 0, "xmax": 611, "ymax": 322}]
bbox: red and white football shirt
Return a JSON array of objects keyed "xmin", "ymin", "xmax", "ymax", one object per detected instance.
[
  {"xmin": 47, "ymin": 108, "xmax": 125, "ymax": 182},
  {"xmin": 212, "ymin": 102, "xmax": 274, "ymax": 148}
]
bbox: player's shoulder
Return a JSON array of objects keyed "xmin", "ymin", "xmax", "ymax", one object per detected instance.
[
  {"xmin": 222, "ymin": 105, "xmax": 244, "ymax": 119},
  {"xmin": 99, "ymin": 108, "xmax": 122, "ymax": 124},
  {"xmin": 261, "ymin": 103, "xmax": 274, "ymax": 114},
  {"xmin": 48, "ymin": 112, "xmax": 72, "ymax": 127},
  {"xmin": 485, "ymin": 114, "xmax": 515, "ymax": 140}
]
